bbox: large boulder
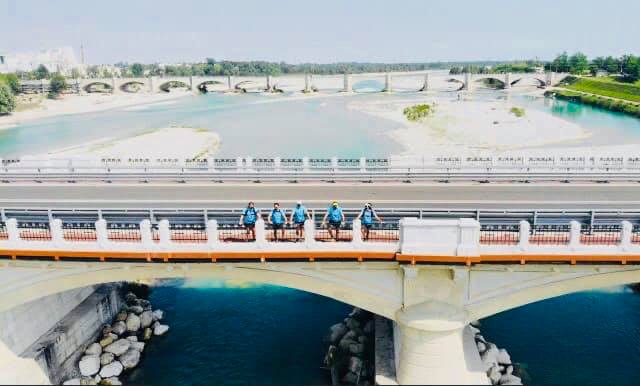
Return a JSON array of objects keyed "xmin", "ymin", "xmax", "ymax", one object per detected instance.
[
  {"xmin": 126, "ymin": 313, "xmax": 141, "ymax": 332},
  {"xmin": 119, "ymin": 348, "xmax": 141, "ymax": 369},
  {"xmin": 100, "ymin": 353, "xmax": 114, "ymax": 366},
  {"xmin": 348, "ymin": 342, "xmax": 365, "ymax": 355},
  {"xmin": 139, "ymin": 311, "xmax": 154, "ymax": 328},
  {"xmin": 101, "ymin": 377, "xmax": 122, "ymax": 386},
  {"xmin": 130, "ymin": 341, "xmax": 145, "ymax": 352},
  {"xmin": 487, "ymin": 364, "xmax": 502, "ymax": 385},
  {"xmin": 468, "ymin": 325, "xmax": 480, "ymax": 335},
  {"xmin": 329, "ymin": 323, "xmax": 348, "ymax": 343},
  {"xmin": 79, "ymin": 355, "xmax": 100, "ymax": 377},
  {"xmin": 481, "ymin": 346, "xmax": 500, "ymax": 371},
  {"xmin": 115, "ymin": 311, "xmax": 128, "ymax": 322},
  {"xmin": 79, "ymin": 377, "xmax": 97, "ymax": 386},
  {"xmin": 498, "ymin": 374, "xmax": 523, "ymax": 385},
  {"xmin": 143, "ymin": 328, "xmax": 153, "ymax": 341},
  {"xmin": 104, "ymin": 339, "xmax": 131, "ymax": 356},
  {"xmin": 152, "ymin": 309, "xmax": 164, "ymax": 321},
  {"xmin": 99, "ymin": 336, "xmax": 115, "ymax": 348},
  {"xmin": 63, "ymin": 379, "xmax": 81, "ymax": 385},
  {"xmin": 99, "ymin": 361, "xmax": 123, "ymax": 378},
  {"xmin": 348, "ymin": 356, "xmax": 363, "ymax": 373},
  {"xmin": 124, "ymin": 292, "xmax": 138, "ymax": 304},
  {"xmin": 126, "ymin": 336, "xmax": 138, "ymax": 342},
  {"xmin": 497, "ymin": 349, "xmax": 512, "ymax": 365},
  {"xmin": 111, "ymin": 321, "xmax": 126, "ymax": 336},
  {"xmin": 85, "ymin": 343, "xmax": 102, "ymax": 356},
  {"xmin": 362, "ymin": 320, "xmax": 374, "ymax": 335},
  {"xmin": 345, "ymin": 317, "xmax": 360, "ymax": 331},
  {"xmin": 153, "ymin": 324, "xmax": 169, "ymax": 336},
  {"xmin": 128, "ymin": 305, "xmax": 144, "ymax": 315}
]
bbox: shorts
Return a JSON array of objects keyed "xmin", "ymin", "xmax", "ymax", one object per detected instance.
[
  {"xmin": 272, "ymin": 223, "xmax": 284, "ymax": 230},
  {"xmin": 362, "ymin": 223, "xmax": 373, "ymax": 229},
  {"xmin": 294, "ymin": 221, "xmax": 305, "ymax": 227},
  {"xmin": 243, "ymin": 223, "xmax": 256, "ymax": 229},
  {"xmin": 329, "ymin": 221, "xmax": 342, "ymax": 229}
]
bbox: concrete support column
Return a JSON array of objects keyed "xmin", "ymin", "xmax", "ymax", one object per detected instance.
[
  {"xmin": 227, "ymin": 75, "xmax": 234, "ymax": 91},
  {"xmin": 158, "ymin": 219, "xmax": 171, "ymax": 247},
  {"xmin": 149, "ymin": 77, "xmax": 157, "ymax": 93},
  {"xmin": 266, "ymin": 75, "xmax": 273, "ymax": 92},
  {"xmin": 384, "ymin": 73, "xmax": 392, "ymax": 92},
  {"xmin": 464, "ymin": 72, "xmax": 472, "ymax": 92},
  {"xmin": 206, "ymin": 219, "xmax": 219, "ymax": 247},
  {"xmin": 95, "ymin": 219, "xmax": 109, "ymax": 248},
  {"xmin": 546, "ymin": 72, "xmax": 554, "ymax": 87},
  {"xmin": 421, "ymin": 73, "xmax": 430, "ymax": 92},
  {"xmin": 40, "ymin": 79, "xmax": 46, "ymax": 94},
  {"xmin": 343, "ymin": 73, "xmax": 352, "ymax": 92},
  {"xmin": 504, "ymin": 73, "xmax": 511, "ymax": 90},
  {"xmin": 6, "ymin": 218, "xmax": 19, "ymax": 243},
  {"xmin": 518, "ymin": 220, "xmax": 530, "ymax": 249},
  {"xmin": 569, "ymin": 220, "xmax": 581, "ymax": 248},
  {"xmin": 395, "ymin": 302, "xmax": 489, "ymax": 385},
  {"xmin": 111, "ymin": 77, "xmax": 118, "ymax": 94},
  {"xmin": 189, "ymin": 76, "xmax": 196, "ymax": 92},
  {"xmin": 304, "ymin": 73, "xmax": 311, "ymax": 93},
  {"xmin": 140, "ymin": 219, "xmax": 153, "ymax": 248}
]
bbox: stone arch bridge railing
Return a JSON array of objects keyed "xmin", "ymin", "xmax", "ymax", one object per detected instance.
[{"xmin": 18, "ymin": 71, "xmax": 569, "ymax": 95}]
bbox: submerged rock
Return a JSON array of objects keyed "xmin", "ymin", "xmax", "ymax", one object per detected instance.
[
  {"xmin": 79, "ymin": 355, "xmax": 100, "ymax": 377},
  {"xmin": 153, "ymin": 324, "xmax": 169, "ymax": 336},
  {"xmin": 99, "ymin": 361, "xmax": 123, "ymax": 378},
  {"xmin": 104, "ymin": 339, "xmax": 131, "ymax": 356},
  {"xmin": 85, "ymin": 343, "xmax": 102, "ymax": 356},
  {"xmin": 119, "ymin": 348, "xmax": 141, "ymax": 369}
]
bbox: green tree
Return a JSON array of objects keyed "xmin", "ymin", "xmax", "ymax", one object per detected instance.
[
  {"xmin": 569, "ymin": 53, "xmax": 588, "ymax": 74},
  {"xmin": 0, "ymin": 83, "xmax": 16, "ymax": 114},
  {"xmin": 0, "ymin": 73, "xmax": 20, "ymax": 94},
  {"xmin": 48, "ymin": 74, "xmax": 68, "ymax": 98},
  {"xmin": 130, "ymin": 63, "xmax": 144, "ymax": 77},
  {"xmin": 34, "ymin": 64, "xmax": 50, "ymax": 80}
]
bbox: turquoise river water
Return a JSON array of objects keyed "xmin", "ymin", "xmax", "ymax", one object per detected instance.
[{"xmin": 3, "ymin": 88, "xmax": 640, "ymax": 385}]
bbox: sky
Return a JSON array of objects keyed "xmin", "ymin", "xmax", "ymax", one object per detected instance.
[{"xmin": 1, "ymin": 0, "xmax": 639, "ymax": 64}]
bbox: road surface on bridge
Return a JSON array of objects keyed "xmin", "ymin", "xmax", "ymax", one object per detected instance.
[{"xmin": 0, "ymin": 181, "xmax": 639, "ymax": 209}]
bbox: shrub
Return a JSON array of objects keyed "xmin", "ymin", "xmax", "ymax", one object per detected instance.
[
  {"xmin": 509, "ymin": 107, "xmax": 525, "ymax": 117},
  {"xmin": 403, "ymin": 104, "xmax": 433, "ymax": 122},
  {"xmin": 0, "ymin": 83, "xmax": 16, "ymax": 114}
]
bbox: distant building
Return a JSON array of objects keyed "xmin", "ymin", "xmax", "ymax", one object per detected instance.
[
  {"xmin": 0, "ymin": 47, "xmax": 82, "ymax": 75},
  {"xmin": 595, "ymin": 70, "xmax": 609, "ymax": 77}
]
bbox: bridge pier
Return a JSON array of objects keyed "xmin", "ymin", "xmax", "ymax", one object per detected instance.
[
  {"xmin": 545, "ymin": 72, "xmax": 554, "ymax": 87},
  {"xmin": 395, "ymin": 302, "xmax": 489, "ymax": 385},
  {"xmin": 304, "ymin": 73, "xmax": 312, "ymax": 93},
  {"xmin": 504, "ymin": 73, "xmax": 511, "ymax": 90},
  {"xmin": 343, "ymin": 73, "xmax": 353, "ymax": 92},
  {"xmin": 266, "ymin": 75, "xmax": 273, "ymax": 92},
  {"xmin": 227, "ymin": 76, "xmax": 234, "ymax": 92},
  {"xmin": 384, "ymin": 73, "xmax": 392, "ymax": 92},
  {"xmin": 464, "ymin": 72, "xmax": 472, "ymax": 92},
  {"xmin": 420, "ymin": 73, "xmax": 430, "ymax": 92}
]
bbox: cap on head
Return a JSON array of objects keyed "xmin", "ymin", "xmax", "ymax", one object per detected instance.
[
  {"xmin": 332, "ymin": 201, "xmax": 338, "ymax": 207},
  {"xmin": 296, "ymin": 200, "xmax": 302, "ymax": 205}
]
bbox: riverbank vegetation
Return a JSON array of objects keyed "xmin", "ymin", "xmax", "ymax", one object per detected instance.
[
  {"xmin": 510, "ymin": 107, "xmax": 525, "ymax": 117},
  {"xmin": 558, "ymin": 76, "xmax": 640, "ymax": 103},
  {"xmin": 546, "ymin": 52, "xmax": 640, "ymax": 80},
  {"xmin": 0, "ymin": 74, "xmax": 19, "ymax": 114},
  {"xmin": 403, "ymin": 104, "xmax": 433, "ymax": 121},
  {"xmin": 546, "ymin": 90, "xmax": 640, "ymax": 118}
]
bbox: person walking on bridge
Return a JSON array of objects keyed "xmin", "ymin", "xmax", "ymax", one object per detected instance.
[
  {"xmin": 356, "ymin": 202, "xmax": 383, "ymax": 241},
  {"xmin": 321, "ymin": 201, "xmax": 345, "ymax": 241},
  {"xmin": 268, "ymin": 202, "xmax": 287, "ymax": 241},
  {"xmin": 289, "ymin": 200, "xmax": 309, "ymax": 241},
  {"xmin": 239, "ymin": 202, "xmax": 260, "ymax": 241}
]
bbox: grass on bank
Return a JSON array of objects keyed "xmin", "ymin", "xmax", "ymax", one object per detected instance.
[{"xmin": 560, "ymin": 76, "xmax": 640, "ymax": 103}]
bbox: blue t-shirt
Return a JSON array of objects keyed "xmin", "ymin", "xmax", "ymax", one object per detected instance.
[
  {"xmin": 271, "ymin": 209, "xmax": 286, "ymax": 225},
  {"xmin": 361, "ymin": 208, "xmax": 375, "ymax": 225},
  {"xmin": 328, "ymin": 206, "xmax": 343, "ymax": 223},
  {"xmin": 293, "ymin": 206, "xmax": 307, "ymax": 223},
  {"xmin": 243, "ymin": 208, "xmax": 257, "ymax": 224}
]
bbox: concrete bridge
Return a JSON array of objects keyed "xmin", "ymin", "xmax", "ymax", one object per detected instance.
[
  {"xmin": 2, "ymin": 207, "xmax": 640, "ymax": 384},
  {"xmin": 20, "ymin": 71, "xmax": 569, "ymax": 95}
]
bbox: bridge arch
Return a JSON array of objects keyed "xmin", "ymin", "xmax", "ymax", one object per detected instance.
[
  {"xmin": 467, "ymin": 266, "xmax": 640, "ymax": 320},
  {"xmin": 119, "ymin": 81, "xmax": 146, "ymax": 93},
  {"xmin": 352, "ymin": 79, "xmax": 386, "ymax": 93},
  {"xmin": 158, "ymin": 80, "xmax": 191, "ymax": 92},
  {"xmin": 196, "ymin": 80, "xmax": 227, "ymax": 93},
  {"xmin": 0, "ymin": 261, "xmax": 401, "ymax": 319},
  {"xmin": 473, "ymin": 77, "xmax": 506, "ymax": 89},
  {"xmin": 510, "ymin": 77, "xmax": 546, "ymax": 87},
  {"xmin": 234, "ymin": 80, "xmax": 265, "ymax": 92},
  {"xmin": 82, "ymin": 81, "xmax": 113, "ymax": 93}
]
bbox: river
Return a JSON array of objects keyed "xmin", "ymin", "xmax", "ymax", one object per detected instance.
[{"xmin": 3, "ymin": 88, "xmax": 640, "ymax": 385}]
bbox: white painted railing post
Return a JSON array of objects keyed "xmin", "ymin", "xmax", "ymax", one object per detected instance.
[
  {"xmin": 140, "ymin": 220, "xmax": 153, "ymax": 249},
  {"xmin": 457, "ymin": 218, "xmax": 480, "ymax": 256},
  {"xmin": 6, "ymin": 218, "xmax": 19, "ymax": 243},
  {"xmin": 255, "ymin": 218, "xmax": 267, "ymax": 245},
  {"xmin": 518, "ymin": 220, "xmax": 530, "ymax": 250},
  {"xmin": 302, "ymin": 157, "xmax": 310, "ymax": 172},
  {"xmin": 245, "ymin": 156, "xmax": 253, "ymax": 171},
  {"xmin": 50, "ymin": 219, "xmax": 64, "ymax": 247},
  {"xmin": 569, "ymin": 220, "xmax": 581, "ymax": 248},
  {"xmin": 206, "ymin": 220, "xmax": 219, "ymax": 247},
  {"xmin": 352, "ymin": 219, "xmax": 363, "ymax": 245},
  {"xmin": 236, "ymin": 157, "xmax": 244, "ymax": 172},
  {"xmin": 274, "ymin": 157, "xmax": 281, "ymax": 172},
  {"xmin": 331, "ymin": 157, "xmax": 338, "ymax": 172},
  {"xmin": 207, "ymin": 157, "xmax": 216, "ymax": 173},
  {"xmin": 620, "ymin": 221, "xmax": 633, "ymax": 250},
  {"xmin": 95, "ymin": 219, "xmax": 109, "ymax": 248},
  {"xmin": 359, "ymin": 157, "xmax": 366, "ymax": 173},
  {"xmin": 304, "ymin": 219, "xmax": 316, "ymax": 246},
  {"xmin": 158, "ymin": 219, "xmax": 171, "ymax": 248}
]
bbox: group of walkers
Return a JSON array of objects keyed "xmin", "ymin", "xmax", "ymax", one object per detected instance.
[{"xmin": 238, "ymin": 201, "xmax": 383, "ymax": 241}]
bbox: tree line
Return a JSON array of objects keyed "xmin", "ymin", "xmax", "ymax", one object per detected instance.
[{"xmin": 545, "ymin": 52, "xmax": 640, "ymax": 81}]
